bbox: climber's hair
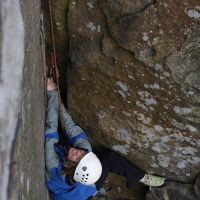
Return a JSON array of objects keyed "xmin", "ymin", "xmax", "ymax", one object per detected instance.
[
  {"xmin": 61, "ymin": 147, "xmax": 87, "ymax": 185},
  {"xmin": 61, "ymin": 160, "xmax": 78, "ymax": 185}
]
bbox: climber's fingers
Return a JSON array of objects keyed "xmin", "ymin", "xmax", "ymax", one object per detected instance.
[
  {"xmin": 47, "ymin": 77, "xmax": 57, "ymax": 91},
  {"xmin": 47, "ymin": 77, "xmax": 53, "ymax": 82}
]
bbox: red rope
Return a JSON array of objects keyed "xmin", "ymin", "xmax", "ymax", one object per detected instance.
[{"xmin": 48, "ymin": 0, "xmax": 65, "ymax": 132}]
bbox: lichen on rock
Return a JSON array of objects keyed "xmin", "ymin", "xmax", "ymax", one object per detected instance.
[{"xmin": 67, "ymin": 0, "xmax": 200, "ymax": 184}]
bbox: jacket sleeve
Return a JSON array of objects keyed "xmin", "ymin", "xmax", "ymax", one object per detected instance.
[
  {"xmin": 45, "ymin": 91, "xmax": 59, "ymax": 180},
  {"xmin": 61, "ymin": 103, "xmax": 92, "ymax": 152}
]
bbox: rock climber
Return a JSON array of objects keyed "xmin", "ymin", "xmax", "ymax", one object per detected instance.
[{"xmin": 45, "ymin": 77, "xmax": 165, "ymax": 200}]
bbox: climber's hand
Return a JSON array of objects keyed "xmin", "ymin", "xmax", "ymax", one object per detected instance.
[{"xmin": 47, "ymin": 77, "xmax": 57, "ymax": 91}]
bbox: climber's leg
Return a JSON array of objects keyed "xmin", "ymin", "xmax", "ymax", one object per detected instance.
[{"xmin": 95, "ymin": 150, "xmax": 145, "ymax": 190}]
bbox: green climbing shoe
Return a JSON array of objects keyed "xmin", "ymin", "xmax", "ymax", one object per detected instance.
[{"xmin": 141, "ymin": 174, "xmax": 165, "ymax": 187}]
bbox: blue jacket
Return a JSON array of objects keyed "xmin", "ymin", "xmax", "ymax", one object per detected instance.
[
  {"xmin": 45, "ymin": 91, "xmax": 98, "ymax": 200},
  {"xmin": 45, "ymin": 132, "xmax": 97, "ymax": 200}
]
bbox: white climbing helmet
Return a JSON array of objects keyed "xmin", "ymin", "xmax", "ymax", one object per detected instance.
[{"xmin": 73, "ymin": 152, "xmax": 102, "ymax": 185}]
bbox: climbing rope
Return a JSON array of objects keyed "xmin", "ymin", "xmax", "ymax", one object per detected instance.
[{"xmin": 48, "ymin": 0, "xmax": 65, "ymax": 133}]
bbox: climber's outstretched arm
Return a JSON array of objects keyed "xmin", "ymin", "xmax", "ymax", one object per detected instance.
[
  {"xmin": 45, "ymin": 79, "xmax": 59, "ymax": 180},
  {"xmin": 61, "ymin": 103, "xmax": 92, "ymax": 152},
  {"xmin": 45, "ymin": 90, "xmax": 58, "ymax": 133}
]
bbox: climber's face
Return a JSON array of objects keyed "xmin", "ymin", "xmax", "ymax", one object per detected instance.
[{"xmin": 67, "ymin": 147, "xmax": 86, "ymax": 163}]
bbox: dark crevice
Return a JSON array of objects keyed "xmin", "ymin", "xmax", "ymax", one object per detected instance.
[
  {"xmin": 98, "ymin": 1, "xmax": 136, "ymax": 57},
  {"xmin": 43, "ymin": 0, "xmax": 69, "ymax": 107},
  {"xmin": 98, "ymin": 0, "xmax": 163, "ymax": 85},
  {"xmin": 98, "ymin": 0, "xmax": 158, "ymax": 65},
  {"xmin": 119, "ymin": 0, "xmax": 156, "ymax": 19}
]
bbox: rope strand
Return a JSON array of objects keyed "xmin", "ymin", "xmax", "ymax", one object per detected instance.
[{"xmin": 48, "ymin": 0, "xmax": 65, "ymax": 133}]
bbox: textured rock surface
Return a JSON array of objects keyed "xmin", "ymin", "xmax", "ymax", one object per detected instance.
[
  {"xmin": 66, "ymin": 0, "xmax": 200, "ymax": 184},
  {"xmin": 146, "ymin": 173, "xmax": 200, "ymax": 200},
  {"xmin": 0, "ymin": 1, "xmax": 24, "ymax": 199},
  {"xmin": 0, "ymin": 0, "xmax": 49, "ymax": 199}
]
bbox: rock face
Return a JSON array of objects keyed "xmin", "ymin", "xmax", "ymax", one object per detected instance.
[
  {"xmin": 1, "ymin": 0, "xmax": 197, "ymax": 199},
  {"xmin": 0, "ymin": 1, "xmax": 24, "ymax": 199},
  {"xmin": 0, "ymin": 0, "xmax": 49, "ymax": 199},
  {"xmin": 66, "ymin": 0, "xmax": 200, "ymax": 184}
]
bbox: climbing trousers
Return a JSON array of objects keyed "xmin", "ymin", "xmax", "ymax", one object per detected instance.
[{"xmin": 95, "ymin": 150, "xmax": 145, "ymax": 190}]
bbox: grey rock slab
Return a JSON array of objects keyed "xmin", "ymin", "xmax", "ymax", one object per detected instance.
[{"xmin": 0, "ymin": 1, "xmax": 24, "ymax": 199}]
